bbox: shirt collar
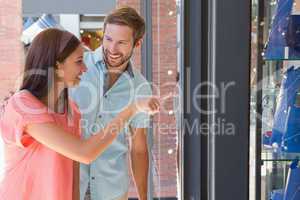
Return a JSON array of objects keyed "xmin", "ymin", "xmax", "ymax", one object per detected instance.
[
  {"xmin": 93, "ymin": 46, "xmax": 104, "ymax": 63},
  {"xmin": 126, "ymin": 62, "xmax": 134, "ymax": 78},
  {"xmin": 93, "ymin": 46, "xmax": 134, "ymax": 78}
]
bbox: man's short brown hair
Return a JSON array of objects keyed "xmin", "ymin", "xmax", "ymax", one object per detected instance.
[{"xmin": 104, "ymin": 6, "xmax": 145, "ymax": 44}]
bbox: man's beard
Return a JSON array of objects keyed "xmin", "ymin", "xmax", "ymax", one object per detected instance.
[{"xmin": 103, "ymin": 47, "xmax": 133, "ymax": 69}]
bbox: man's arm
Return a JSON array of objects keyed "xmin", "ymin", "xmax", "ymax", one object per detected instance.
[{"xmin": 130, "ymin": 127, "xmax": 149, "ymax": 200}]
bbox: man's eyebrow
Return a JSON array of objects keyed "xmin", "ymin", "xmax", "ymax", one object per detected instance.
[
  {"xmin": 104, "ymin": 34, "xmax": 112, "ymax": 39},
  {"xmin": 119, "ymin": 39, "xmax": 130, "ymax": 42}
]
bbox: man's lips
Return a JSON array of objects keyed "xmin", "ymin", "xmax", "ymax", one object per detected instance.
[
  {"xmin": 109, "ymin": 54, "xmax": 121, "ymax": 59},
  {"xmin": 106, "ymin": 51, "xmax": 122, "ymax": 60}
]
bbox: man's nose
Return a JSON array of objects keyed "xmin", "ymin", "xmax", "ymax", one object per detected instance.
[{"xmin": 108, "ymin": 42, "xmax": 119, "ymax": 54}]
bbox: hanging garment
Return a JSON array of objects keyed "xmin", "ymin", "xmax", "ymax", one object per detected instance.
[
  {"xmin": 283, "ymin": 159, "xmax": 300, "ymax": 200},
  {"xmin": 21, "ymin": 14, "xmax": 62, "ymax": 45},
  {"xmin": 23, "ymin": 17, "xmax": 35, "ymax": 31},
  {"xmin": 270, "ymin": 189, "xmax": 284, "ymax": 200},
  {"xmin": 264, "ymin": 0, "xmax": 294, "ymax": 60},
  {"xmin": 286, "ymin": 14, "xmax": 300, "ymax": 59},
  {"xmin": 272, "ymin": 66, "xmax": 300, "ymax": 152},
  {"xmin": 263, "ymin": 0, "xmax": 300, "ymax": 60}
]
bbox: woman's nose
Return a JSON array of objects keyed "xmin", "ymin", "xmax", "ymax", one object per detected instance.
[{"xmin": 81, "ymin": 64, "xmax": 87, "ymax": 72}]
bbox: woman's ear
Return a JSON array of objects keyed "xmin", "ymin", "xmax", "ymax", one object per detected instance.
[
  {"xmin": 55, "ymin": 61, "xmax": 64, "ymax": 78},
  {"xmin": 56, "ymin": 61, "xmax": 61, "ymax": 69}
]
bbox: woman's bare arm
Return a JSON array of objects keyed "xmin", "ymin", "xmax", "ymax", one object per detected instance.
[{"xmin": 25, "ymin": 98, "xmax": 159, "ymax": 164}]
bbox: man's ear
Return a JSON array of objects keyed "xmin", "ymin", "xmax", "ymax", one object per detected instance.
[{"xmin": 134, "ymin": 38, "xmax": 143, "ymax": 48}]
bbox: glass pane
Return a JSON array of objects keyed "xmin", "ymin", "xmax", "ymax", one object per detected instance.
[
  {"xmin": 150, "ymin": 0, "xmax": 180, "ymax": 198},
  {"xmin": 249, "ymin": 1, "xmax": 258, "ymax": 199},
  {"xmin": 17, "ymin": 0, "xmax": 183, "ymax": 199},
  {"xmin": 251, "ymin": 0, "xmax": 300, "ymax": 200},
  {"xmin": 117, "ymin": 1, "xmax": 182, "ymax": 198}
]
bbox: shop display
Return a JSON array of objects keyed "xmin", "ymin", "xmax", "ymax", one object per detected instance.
[
  {"xmin": 21, "ymin": 14, "xmax": 104, "ymax": 51},
  {"xmin": 286, "ymin": 15, "xmax": 300, "ymax": 58},
  {"xmin": 283, "ymin": 159, "xmax": 300, "ymax": 200},
  {"xmin": 270, "ymin": 189, "xmax": 284, "ymax": 200},
  {"xmin": 23, "ymin": 17, "xmax": 35, "ymax": 30},
  {"xmin": 272, "ymin": 66, "xmax": 300, "ymax": 153},
  {"xmin": 264, "ymin": 0, "xmax": 300, "ymax": 60},
  {"xmin": 268, "ymin": 160, "xmax": 300, "ymax": 200},
  {"xmin": 21, "ymin": 14, "xmax": 61, "ymax": 46},
  {"xmin": 264, "ymin": 0, "xmax": 293, "ymax": 60},
  {"xmin": 80, "ymin": 29, "xmax": 103, "ymax": 50},
  {"xmin": 259, "ymin": 1, "xmax": 300, "ymax": 200}
]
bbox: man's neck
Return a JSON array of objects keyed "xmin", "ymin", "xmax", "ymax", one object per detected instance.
[
  {"xmin": 107, "ymin": 62, "xmax": 129, "ymax": 89},
  {"xmin": 107, "ymin": 72, "xmax": 120, "ymax": 89}
]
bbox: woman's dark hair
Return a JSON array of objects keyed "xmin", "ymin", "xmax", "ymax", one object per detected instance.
[{"xmin": 20, "ymin": 28, "xmax": 81, "ymax": 100}]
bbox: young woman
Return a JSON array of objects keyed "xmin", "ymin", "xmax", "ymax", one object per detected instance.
[{"xmin": 0, "ymin": 28, "xmax": 159, "ymax": 200}]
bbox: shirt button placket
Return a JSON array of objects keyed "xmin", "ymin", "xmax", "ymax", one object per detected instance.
[
  {"xmin": 90, "ymin": 166, "xmax": 96, "ymax": 200},
  {"xmin": 90, "ymin": 178, "xmax": 95, "ymax": 200}
]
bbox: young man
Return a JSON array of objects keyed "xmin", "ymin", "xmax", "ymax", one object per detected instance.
[{"xmin": 71, "ymin": 6, "xmax": 152, "ymax": 200}]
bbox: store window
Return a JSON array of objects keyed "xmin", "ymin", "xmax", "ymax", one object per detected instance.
[
  {"xmin": 251, "ymin": 0, "xmax": 300, "ymax": 199},
  {"xmin": 116, "ymin": 1, "xmax": 182, "ymax": 199},
  {"xmin": 22, "ymin": 14, "xmax": 105, "ymax": 51},
  {"xmin": 79, "ymin": 15, "xmax": 105, "ymax": 51},
  {"xmin": 19, "ymin": 0, "xmax": 183, "ymax": 200}
]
